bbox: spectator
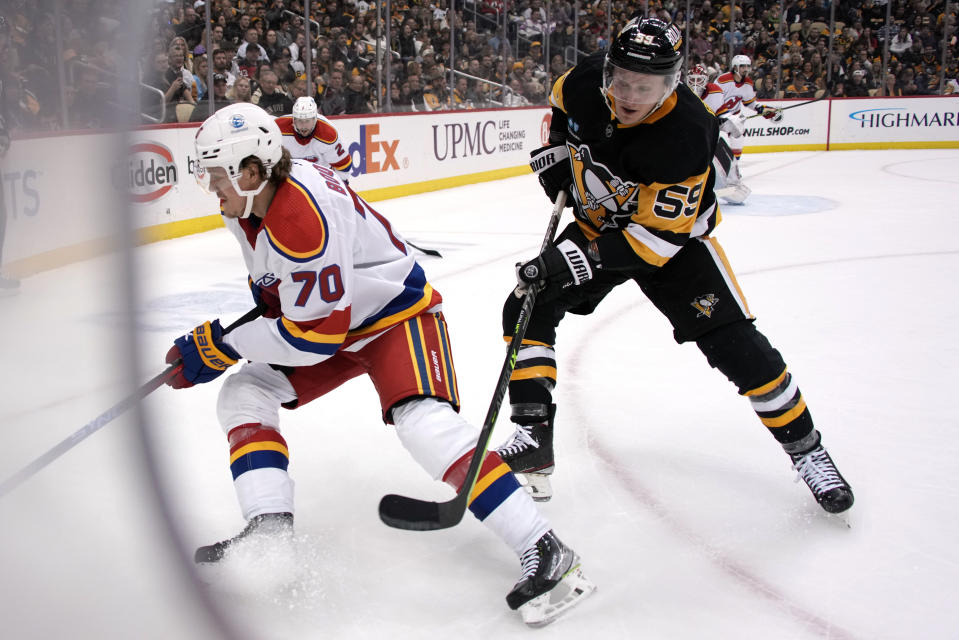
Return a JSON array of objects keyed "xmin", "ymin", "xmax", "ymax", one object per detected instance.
[
  {"xmin": 320, "ymin": 68, "xmax": 347, "ymax": 115},
  {"xmin": 192, "ymin": 54, "xmax": 209, "ymax": 101},
  {"xmin": 237, "ymin": 26, "xmax": 270, "ymax": 62},
  {"xmin": 190, "ymin": 73, "xmax": 233, "ymax": 120},
  {"xmin": 451, "ymin": 76, "xmax": 473, "ymax": 108},
  {"xmin": 889, "ymin": 26, "xmax": 913, "ymax": 56},
  {"xmin": 212, "ymin": 48, "xmax": 237, "ymax": 88},
  {"xmin": 846, "ymin": 69, "xmax": 871, "ymax": 96},
  {"xmin": 229, "ymin": 75, "xmax": 254, "ymax": 103},
  {"xmin": 236, "ymin": 41, "xmax": 261, "ymax": 79},
  {"xmin": 396, "ymin": 21, "xmax": 422, "ymax": 63},
  {"xmin": 68, "ymin": 67, "xmax": 111, "ymax": 129},
  {"xmin": 344, "ymin": 72, "xmax": 372, "ymax": 113},
  {"xmin": 168, "ymin": 47, "xmax": 197, "ymax": 101},
  {"xmin": 392, "ymin": 80, "xmax": 414, "ymax": 111},
  {"xmin": 263, "ymin": 29, "xmax": 281, "ymax": 61},
  {"xmin": 253, "ymin": 69, "xmax": 293, "ymax": 115},
  {"xmin": 270, "ymin": 48, "xmax": 296, "ymax": 87},
  {"xmin": 503, "ymin": 77, "xmax": 530, "ymax": 106},
  {"xmin": 176, "ymin": 5, "xmax": 205, "ymax": 49},
  {"xmin": 880, "ymin": 71, "xmax": 902, "ymax": 96}
]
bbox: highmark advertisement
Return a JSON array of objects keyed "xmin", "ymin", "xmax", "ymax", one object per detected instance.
[{"xmin": 829, "ymin": 95, "xmax": 959, "ymax": 148}]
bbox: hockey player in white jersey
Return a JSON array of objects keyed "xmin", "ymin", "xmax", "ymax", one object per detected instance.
[
  {"xmin": 707, "ymin": 56, "xmax": 784, "ymax": 204},
  {"xmin": 167, "ymin": 103, "xmax": 594, "ymax": 626},
  {"xmin": 275, "ymin": 96, "xmax": 353, "ymax": 181},
  {"xmin": 687, "ymin": 63, "xmax": 750, "ymax": 204}
]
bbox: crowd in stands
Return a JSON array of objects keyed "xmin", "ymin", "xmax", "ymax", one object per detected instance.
[{"xmin": 0, "ymin": 0, "xmax": 956, "ymax": 132}]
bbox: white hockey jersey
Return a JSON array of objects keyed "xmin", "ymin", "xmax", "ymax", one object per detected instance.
[
  {"xmin": 275, "ymin": 114, "xmax": 353, "ymax": 180},
  {"xmin": 222, "ymin": 160, "xmax": 440, "ymax": 367},
  {"xmin": 710, "ymin": 72, "xmax": 757, "ymax": 117}
]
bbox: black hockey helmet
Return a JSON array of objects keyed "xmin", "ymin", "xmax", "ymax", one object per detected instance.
[{"xmin": 606, "ymin": 17, "xmax": 683, "ymax": 76}]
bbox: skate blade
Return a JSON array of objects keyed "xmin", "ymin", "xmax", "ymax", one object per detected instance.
[
  {"xmin": 519, "ymin": 564, "xmax": 596, "ymax": 627},
  {"xmin": 517, "ymin": 472, "xmax": 553, "ymax": 502}
]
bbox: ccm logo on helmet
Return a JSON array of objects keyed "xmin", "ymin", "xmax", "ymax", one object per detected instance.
[{"xmin": 125, "ymin": 142, "xmax": 178, "ymax": 203}]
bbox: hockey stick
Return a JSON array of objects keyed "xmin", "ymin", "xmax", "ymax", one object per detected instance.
[
  {"xmin": 407, "ymin": 240, "xmax": 443, "ymax": 258},
  {"xmin": 378, "ymin": 191, "xmax": 567, "ymax": 531},
  {"xmin": 0, "ymin": 304, "xmax": 266, "ymax": 499},
  {"xmin": 745, "ymin": 91, "xmax": 830, "ymax": 119}
]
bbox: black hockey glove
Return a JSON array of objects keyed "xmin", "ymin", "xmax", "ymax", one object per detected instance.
[
  {"xmin": 517, "ymin": 239, "xmax": 594, "ymax": 300},
  {"xmin": 529, "ymin": 144, "xmax": 573, "ymax": 206}
]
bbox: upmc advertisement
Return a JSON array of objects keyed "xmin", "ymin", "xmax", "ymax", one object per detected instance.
[{"xmin": 2, "ymin": 96, "xmax": 957, "ymax": 275}]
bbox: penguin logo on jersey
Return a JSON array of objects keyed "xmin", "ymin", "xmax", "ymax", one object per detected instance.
[
  {"xmin": 567, "ymin": 142, "xmax": 639, "ymax": 231},
  {"xmin": 691, "ymin": 293, "xmax": 719, "ymax": 318}
]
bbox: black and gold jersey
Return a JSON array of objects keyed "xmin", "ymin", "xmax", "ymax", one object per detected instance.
[{"xmin": 549, "ymin": 52, "xmax": 721, "ymax": 271}]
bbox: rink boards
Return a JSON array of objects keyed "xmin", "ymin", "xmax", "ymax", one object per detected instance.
[{"xmin": 2, "ymin": 95, "xmax": 957, "ymax": 275}]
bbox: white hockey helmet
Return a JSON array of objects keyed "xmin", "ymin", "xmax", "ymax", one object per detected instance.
[
  {"xmin": 194, "ymin": 103, "xmax": 283, "ymax": 217},
  {"xmin": 686, "ymin": 63, "xmax": 708, "ymax": 96},
  {"xmin": 291, "ymin": 96, "xmax": 318, "ymax": 137},
  {"xmin": 731, "ymin": 54, "xmax": 752, "ymax": 78}
]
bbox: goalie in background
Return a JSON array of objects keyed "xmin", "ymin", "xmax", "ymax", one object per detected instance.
[
  {"xmin": 686, "ymin": 63, "xmax": 749, "ymax": 204},
  {"xmin": 168, "ymin": 103, "xmax": 594, "ymax": 627},
  {"xmin": 495, "ymin": 18, "xmax": 853, "ymax": 517},
  {"xmin": 693, "ymin": 56, "xmax": 784, "ymax": 204}
]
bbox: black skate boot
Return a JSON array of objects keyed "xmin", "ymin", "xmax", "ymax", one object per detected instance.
[
  {"xmin": 495, "ymin": 404, "xmax": 555, "ymax": 501},
  {"xmin": 785, "ymin": 431, "xmax": 854, "ymax": 514},
  {"xmin": 506, "ymin": 530, "xmax": 595, "ymax": 627},
  {"xmin": 195, "ymin": 512, "xmax": 293, "ymax": 563}
]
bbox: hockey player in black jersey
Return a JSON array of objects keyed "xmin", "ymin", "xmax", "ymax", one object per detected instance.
[{"xmin": 495, "ymin": 17, "xmax": 853, "ymax": 515}]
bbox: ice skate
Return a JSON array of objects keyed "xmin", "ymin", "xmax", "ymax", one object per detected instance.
[
  {"xmin": 787, "ymin": 432, "xmax": 854, "ymax": 514},
  {"xmin": 496, "ymin": 413, "xmax": 555, "ymax": 502},
  {"xmin": 506, "ymin": 530, "xmax": 595, "ymax": 627},
  {"xmin": 195, "ymin": 512, "xmax": 294, "ymax": 563}
]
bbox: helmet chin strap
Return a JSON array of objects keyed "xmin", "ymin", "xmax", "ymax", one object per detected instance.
[
  {"xmin": 241, "ymin": 194, "xmax": 256, "ymax": 218},
  {"xmin": 233, "ymin": 173, "xmax": 271, "ymax": 218}
]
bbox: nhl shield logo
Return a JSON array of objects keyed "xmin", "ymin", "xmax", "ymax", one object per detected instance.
[{"xmin": 691, "ymin": 293, "xmax": 719, "ymax": 318}]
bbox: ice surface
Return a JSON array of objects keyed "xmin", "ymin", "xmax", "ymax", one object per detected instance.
[{"xmin": 2, "ymin": 149, "xmax": 958, "ymax": 639}]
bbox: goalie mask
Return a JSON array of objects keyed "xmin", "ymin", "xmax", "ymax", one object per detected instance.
[
  {"xmin": 602, "ymin": 17, "xmax": 684, "ymax": 125},
  {"xmin": 686, "ymin": 63, "xmax": 708, "ymax": 96},
  {"xmin": 194, "ymin": 103, "xmax": 283, "ymax": 218}
]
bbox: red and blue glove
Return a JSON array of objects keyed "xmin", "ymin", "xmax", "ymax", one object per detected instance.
[
  {"xmin": 756, "ymin": 104, "xmax": 783, "ymax": 122},
  {"xmin": 165, "ymin": 320, "xmax": 240, "ymax": 389}
]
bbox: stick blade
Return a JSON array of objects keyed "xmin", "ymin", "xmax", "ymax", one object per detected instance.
[{"xmin": 378, "ymin": 493, "xmax": 467, "ymax": 531}]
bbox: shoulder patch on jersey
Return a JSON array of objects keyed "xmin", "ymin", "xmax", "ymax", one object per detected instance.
[
  {"xmin": 275, "ymin": 116, "xmax": 295, "ymax": 134},
  {"xmin": 263, "ymin": 177, "xmax": 330, "ymax": 262},
  {"xmin": 313, "ymin": 120, "xmax": 338, "ymax": 144},
  {"xmin": 717, "ymin": 72, "xmax": 735, "ymax": 83}
]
